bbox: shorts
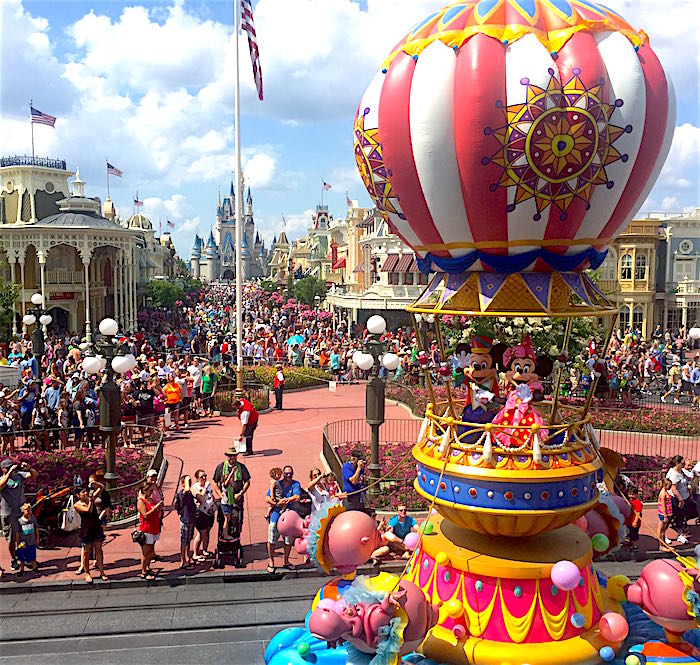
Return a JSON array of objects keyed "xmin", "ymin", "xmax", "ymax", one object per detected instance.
[
  {"xmin": 16, "ymin": 544, "xmax": 36, "ymax": 563},
  {"xmin": 193, "ymin": 387, "xmax": 201, "ymax": 398},
  {"xmin": 267, "ymin": 520, "xmax": 291, "ymax": 545},
  {"xmin": 181, "ymin": 396, "xmax": 191, "ymax": 408},
  {"xmin": 195, "ymin": 511, "xmax": 215, "ymax": 531},
  {"xmin": 80, "ymin": 531, "xmax": 105, "ymax": 547},
  {"xmin": 1, "ymin": 514, "xmax": 19, "ymax": 543},
  {"xmin": 658, "ymin": 513, "xmax": 668, "ymax": 522},
  {"xmin": 180, "ymin": 521, "xmax": 195, "ymax": 545},
  {"xmin": 144, "ymin": 532, "xmax": 160, "ymax": 545},
  {"xmin": 221, "ymin": 503, "xmax": 234, "ymax": 515},
  {"xmin": 136, "ymin": 413, "xmax": 154, "ymax": 427}
]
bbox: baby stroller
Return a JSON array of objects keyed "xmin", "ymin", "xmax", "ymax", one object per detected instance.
[
  {"xmin": 212, "ymin": 503, "xmax": 244, "ymax": 569},
  {"xmin": 32, "ymin": 485, "xmax": 73, "ymax": 549}
]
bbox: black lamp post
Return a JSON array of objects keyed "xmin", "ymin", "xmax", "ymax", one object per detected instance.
[
  {"xmin": 355, "ymin": 315, "xmax": 400, "ymax": 498},
  {"xmin": 23, "ymin": 292, "xmax": 52, "ymax": 382},
  {"xmin": 85, "ymin": 318, "xmax": 136, "ymax": 486}
]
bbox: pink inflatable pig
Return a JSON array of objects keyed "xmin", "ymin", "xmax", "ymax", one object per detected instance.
[
  {"xmin": 308, "ymin": 579, "xmax": 438, "ymax": 656},
  {"xmin": 626, "ymin": 559, "xmax": 700, "ymax": 636}
]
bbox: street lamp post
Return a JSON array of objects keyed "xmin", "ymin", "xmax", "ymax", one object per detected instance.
[
  {"xmin": 22, "ymin": 292, "xmax": 52, "ymax": 382},
  {"xmin": 353, "ymin": 315, "xmax": 401, "ymax": 498},
  {"xmin": 84, "ymin": 318, "xmax": 136, "ymax": 486}
]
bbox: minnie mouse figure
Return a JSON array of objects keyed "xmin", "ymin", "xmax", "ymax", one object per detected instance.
[{"xmin": 501, "ymin": 335, "xmax": 553, "ymax": 402}]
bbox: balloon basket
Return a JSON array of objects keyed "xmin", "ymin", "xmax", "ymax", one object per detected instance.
[{"xmin": 407, "ymin": 515, "xmax": 623, "ymax": 665}]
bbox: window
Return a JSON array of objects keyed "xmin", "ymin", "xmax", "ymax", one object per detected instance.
[
  {"xmin": 418, "ymin": 272, "xmax": 429, "ymax": 285},
  {"xmin": 619, "ymin": 305, "xmax": 630, "ymax": 331},
  {"xmin": 674, "ymin": 257, "xmax": 694, "ymax": 282},
  {"xmin": 601, "ymin": 254, "xmax": 616, "ymax": 281},
  {"xmin": 633, "ymin": 305, "xmax": 644, "ymax": 331},
  {"xmin": 635, "ymin": 254, "xmax": 646, "ymax": 280},
  {"xmin": 401, "ymin": 273, "xmax": 412, "ymax": 285},
  {"xmin": 388, "ymin": 272, "xmax": 399, "ymax": 285},
  {"xmin": 620, "ymin": 254, "xmax": 632, "ymax": 280}
]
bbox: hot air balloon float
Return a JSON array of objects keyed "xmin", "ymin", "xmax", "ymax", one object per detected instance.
[{"xmin": 265, "ymin": 1, "xmax": 699, "ymax": 664}]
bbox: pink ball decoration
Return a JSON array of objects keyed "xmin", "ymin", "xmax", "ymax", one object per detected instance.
[
  {"xmin": 573, "ymin": 516, "xmax": 588, "ymax": 531},
  {"xmin": 598, "ymin": 612, "xmax": 629, "ymax": 642},
  {"xmin": 404, "ymin": 532, "xmax": 420, "ymax": 551},
  {"xmin": 551, "ymin": 560, "xmax": 581, "ymax": 591}
]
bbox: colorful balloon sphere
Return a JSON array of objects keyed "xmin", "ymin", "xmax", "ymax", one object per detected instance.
[
  {"xmin": 404, "ymin": 531, "xmax": 420, "ymax": 551},
  {"xmin": 571, "ymin": 612, "xmax": 586, "ymax": 628},
  {"xmin": 551, "ymin": 560, "xmax": 581, "ymax": 591},
  {"xmin": 422, "ymin": 521, "xmax": 435, "ymax": 535},
  {"xmin": 598, "ymin": 612, "xmax": 629, "ymax": 642},
  {"xmin": 592, "ymin": 533, "xmax": 610, "ymax": 552},
  {"xmin": 354, "ymin": 0, "xmax": 674, "ymax": 274},
  {"xmin": 599, "ymin": 646, "xmax": 615, "ymax": 662}
]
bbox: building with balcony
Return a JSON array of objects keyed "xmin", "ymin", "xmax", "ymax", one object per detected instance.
[{"xmin": 0, "ymin": 155, "xmax": 178, "ymax": 339}]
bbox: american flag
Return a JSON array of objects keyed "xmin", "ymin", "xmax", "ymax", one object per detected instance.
[
  {"xmin": 106, "ymin": 162, "xmax": 123, "ymax": 177},
  {"xmin": 167, "ymin": 220, "xmax": 175, "ymax": 228},
  {"xmin": 346, "ymin": 192, "xmax": 353, "ymax": 208},
  {"xmin": 134, "ymin": 198, "xmax": 143, "ymax": 207},
  {"xmin": 323, "ymin": 181, "xmax": 332, "ymax": 191},
  {"xmin": 30, "ymin": 106, "xmax": 56, "ymax": 127},
  {"xmin": 241, "ymin": 0, "xmax": 263, "ymax": 101}
]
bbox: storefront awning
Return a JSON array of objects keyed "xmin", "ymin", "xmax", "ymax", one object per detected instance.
[{"xmin": 381, "ymin": 254, "xmax": 400, "ymax": 272}]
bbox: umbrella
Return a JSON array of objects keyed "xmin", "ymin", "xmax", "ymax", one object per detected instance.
[{"xmin": 286, "ymin": 334, "xmax": 304, "ymax": 346}]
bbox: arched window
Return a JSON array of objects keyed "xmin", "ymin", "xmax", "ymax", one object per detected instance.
[
  {"xmin": 601, "ymin": 253, "xmax": 616, "ymax": 281},
  {"xmin": 633, "ymin": 305, "xmax": 644, "ymax": 331},
  {"xmin": 635, "ymin": 254, "xmax": 647, "ymax": 280},
  {"xmin": 620, "ymin": 254, "xmax": 632, "ymax": 280},
  {"xmin": 619, "ymin": 305, "xmax": 631, "ymax": 331}
]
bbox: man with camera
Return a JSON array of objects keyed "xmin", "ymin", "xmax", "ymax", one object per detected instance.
[
  {"xmin": 0, "ymin": 458, "xmax": 38, "ymax": 572},
  {"xmin": 341, "ymin": 449, "xmax": 367, "ymax": 512}
]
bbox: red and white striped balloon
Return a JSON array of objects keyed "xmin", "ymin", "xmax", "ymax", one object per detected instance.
[{"xmin": 353, "ymin": 0, "xmax": 675, "ymax": 273}]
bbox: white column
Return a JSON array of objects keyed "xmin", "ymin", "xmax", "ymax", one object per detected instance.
[
  {"xmin": 83, "ymin": 257, "xmax": 92, "ymax": 342},
  {"xmin": 11, "ymin": 261, "xmax": 18, "ymax": 337},
  {"xmin": 131, "ymin": 253, "xmax": 137, "ymax": 330},
  {"xmin": 38, "ymin": 251, "xmax": 47, "ymax": 334},
  {"xmin": 112, "ymin": 254, "xmax": 118, "ymax": 322},
  {"xmin": 126, "ymin": 259, "xmax": 132, "ymax": 333},
  {"xmin": 19, "ymin": 260, "xmax": 26, "ymax": 332},
  {"xmin": 119, "ymin": 253, "xmax": 125, "ymax": 331}
]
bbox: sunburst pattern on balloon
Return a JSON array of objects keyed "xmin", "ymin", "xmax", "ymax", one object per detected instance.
[
  {"xmin": 353, "ymin": 109, "xmax": 405, "ymax": 223},
  {"xmin": 483, "ymin": 68, "xmax": 632, "ymax": 222}
]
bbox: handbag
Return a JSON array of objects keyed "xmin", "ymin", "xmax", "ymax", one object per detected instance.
[
  {"xmin": 61, "ymin": 495, "xmax": 81, "ymax": 532},
  {"xmin": 131, "ymin": 528, "xmax": 146, "ymax": 545}
]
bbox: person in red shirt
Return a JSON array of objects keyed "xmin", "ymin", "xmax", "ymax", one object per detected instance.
[
  {"xmin": 237, "ymin": 398, "xmax": 259, "ymax": 456},
  {"xmin": 623, "ymin": 486, "xmax": 643, "ymax": 551},
  {"xmin": 165, "ymin": 332, "xmax": 176, "ymax": 350},
  {"xmin": 273, "ymin": 364, "xmax": 285, "ymax": 410}
]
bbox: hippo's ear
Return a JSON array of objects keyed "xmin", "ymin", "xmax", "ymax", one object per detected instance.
[{"xmin": 391, "ymin": 589, "xmax": 407, "ymax": 602}]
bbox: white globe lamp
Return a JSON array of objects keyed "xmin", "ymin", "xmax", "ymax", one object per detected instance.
[
  {"xmin": 352, "ymin": 350, "xmax": 363, "ymax": 365},
  {"xmin": 30, "ymin": 293, "xmax": 43, "ymax": 306},
  {"xmin": 39, "ymin": 314, "xmax": 52, "ymax": 327},
  {"xmin": 382, "ymin": 353, "xmax": 400, "ymax": 371},
  {"xmin": 82, "ymin": 356, "xmax": 101, "ymax": 374},
  {"xmin": 99, "ymin": 318, "xmax": 119, "ymax": 337},
  {"xmin": 356, "ymin": 353, "xmax": 375, "ymax": 372},
  {"xmin": 689, "ymin": 327, "xmax": 700, "ymax": 341},
  {"xmin": 111, "ymin": 355, "xmax": 128, "ymax": 374},
  {"xmin": 22, "ymin": 314, "xmax": 36, "ymax": 326},
  {"xmin": 121, "ymin": 354, "xmax": 137, "ymax": 373},
  {"xmin": 96, "ymin": 355, "xmax": 107, "ymax": 372},
  {"xmin": 367, "ymin": 315, "xmax": 386, "ymax": 335}
]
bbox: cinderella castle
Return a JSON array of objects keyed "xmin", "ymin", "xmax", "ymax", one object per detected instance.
[{"xmin": 189, "ymin": 180, "xmax": 269, "ymax": 282}]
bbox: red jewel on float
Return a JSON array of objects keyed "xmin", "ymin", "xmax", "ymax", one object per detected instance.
[
  {"xmin": 439, "ymin": 482, "xmax": 447, "ymax": 490},
  {"xmin": 504, "ymin": 491, "xmax": 514, "ymax": 501},
  {"xmin": 541, "ymin": 491, "xmax": 549, "ymax": 500},
  {"xmin": 469, "ymin": 488, "xmax": 477, "ymax": 498}
]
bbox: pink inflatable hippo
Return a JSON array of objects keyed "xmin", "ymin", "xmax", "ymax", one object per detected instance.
[
  {"xmin": 277, "ymin": 507, "xmax": 381, "ymax": 575},
  {"xmin": 308, "ymin": 579, "xmax": 438, "ymax": 656},
  {"xmin": 626, "ymin": 559, "xmax": 700, "ymax": 636}
]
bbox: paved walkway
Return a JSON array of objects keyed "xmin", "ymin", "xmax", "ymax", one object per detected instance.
[
  {"xmin": 0, "ymin": 383, "xmax": 410, "ymax": 585},
  {"xmin": 0, "ymin": 384, "xmax": 696, "ymax": 587}
]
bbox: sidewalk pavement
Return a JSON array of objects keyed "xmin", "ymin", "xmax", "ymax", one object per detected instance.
[
  {"xmin": 0, "ymin": 383, "xmax": 409, "ymax": 586},
  {"xmin": 0, "ymin": 383, "xmax": 696, "ymax": 588}
]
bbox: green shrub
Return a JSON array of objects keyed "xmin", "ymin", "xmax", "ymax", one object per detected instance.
[{"xmin": 243, "ymin": 365, "xmax": 329, "ymax": 389}]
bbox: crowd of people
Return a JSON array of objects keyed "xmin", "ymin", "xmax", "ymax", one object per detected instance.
[{"xmin": 0, "ymin": 280, "xmax": 698, "ymax": 581}]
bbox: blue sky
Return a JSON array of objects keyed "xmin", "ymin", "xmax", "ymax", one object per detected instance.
[{"xmin": 1, "ymin": 0, "xmax": 698, "ymax": 260}]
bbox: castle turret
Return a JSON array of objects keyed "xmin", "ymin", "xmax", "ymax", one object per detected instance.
[{"xmin": 190, "ymin": 235, "xmax": 202, "ymax": 279}]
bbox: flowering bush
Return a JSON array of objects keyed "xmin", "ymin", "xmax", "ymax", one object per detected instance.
[
  {"xmin": 243, "ymin": 365, "xmax": 330, "ymax": 389},
  {"xmin": 15, "ymin": 446, "xmax": 150, "ymax": 494}
]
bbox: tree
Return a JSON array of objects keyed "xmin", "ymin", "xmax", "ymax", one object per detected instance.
[
  {"xmin": 294, "ymin": 276, "xmax": 327, "ymax": 307},
  {"xmin": 149, "ymin": 280, "xmax": 184, "ymax": 309},
  {"xmin": 0, "ymin": 279, "xmax": 19, "ymax": 341},
  {"xmin": 174, "ymin": 258, "xmax": 189, "ymax": 276}
]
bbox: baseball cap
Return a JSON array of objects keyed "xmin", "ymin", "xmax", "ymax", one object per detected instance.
[
  {"xmin": 350, "ymin": 448, "xmax": 365, "ymax": 460},
  {"xmin": 1, "ymin": 459, "xmax": 13, "ymax": 469}
]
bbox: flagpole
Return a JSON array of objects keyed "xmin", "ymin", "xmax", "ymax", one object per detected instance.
[
  {"xmin": 321, "ymin": 180, "xmax": 324, "ymax": 206},
  {"xmin": 106, "ymin": 158, "xmax": 110, "ymax": 198},
  {"xmin": 234, "ymin": 0, "xmax": 244, "ymax": 394},
  {"xmin": 30, "ymin": 100, "xmax": 35, "ymax": 161}
]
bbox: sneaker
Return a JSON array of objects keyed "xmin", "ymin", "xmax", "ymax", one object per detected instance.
[
  {"xmin": 664, "ymin": 537, "xmax": 673, "ymax": 545},
  {"xmin": 673, "ymin": 398, "xmax": 680, "ymax": 404},
  {"xmin": 677, "ymin": 534, "xmax": 689, "ymax": 544},
  {"xmin": 661, "ymin": 396, "xmax": 666, "ymax": 403},
  {"xmin": 10, "ymin": 558, "xmax": 19, "ymax": 571}
]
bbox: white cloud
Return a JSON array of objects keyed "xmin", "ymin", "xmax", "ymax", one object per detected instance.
[{"xmin": 661, "ymin": 196, "xmax": 679, "ymax": 210}]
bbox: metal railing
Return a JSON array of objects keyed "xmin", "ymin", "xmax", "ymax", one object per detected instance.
[
  {"xmin": 0, "ymin": 155, "xmax": 67, "ymax": 169},
  {"xmin": 46, "ymin": 269, "xmax": 83, "ymax": 284}
]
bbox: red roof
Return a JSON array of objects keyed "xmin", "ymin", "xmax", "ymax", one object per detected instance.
[
  {"xmin": 332, "ymin": 257, "xmax": 346, "ymax": 270},
  {"xmin": 381, "ymin": 254, "xmax": 400, "ymax": 272},
  {"xmin": 395, "ymin": 253, "xmax": 416, "ymax": 272}
]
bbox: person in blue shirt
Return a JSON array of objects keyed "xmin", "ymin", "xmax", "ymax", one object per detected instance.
[
  {"xmin": 18, "ymin": 381, "xmax": 38, "ymax": 431},
  {"xmin": 370, "ymin": 505, "xmax": 418, "ymax": 565},
  {"xmin": 44, "ymin": 378, "xmax": 63, "ymax": 413},
  {"xmin": 265, "ymin": 465, "xmax": 301, "ymax": 572},
  {"xmin": 341, "ymin": 449, "xmax": 366, "ymax": 511}
]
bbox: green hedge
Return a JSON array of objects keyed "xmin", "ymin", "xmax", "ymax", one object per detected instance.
[
  {"xmin": 243, "ymin": 365, "xmax": 330, "ymax": 389},
  {"xmin": 214, "ymin": 389, "xmax": 269, "ymax": 413}
]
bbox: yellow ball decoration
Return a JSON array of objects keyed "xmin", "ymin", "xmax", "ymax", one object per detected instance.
[
  {"xmin": 435, "ymin": 551, "xmax": 449, "ymax": 566},
  {"xmin": 444, "ymin": 598, "xmax": 464, "ymax": 618},
  {"xmin": 484, "ymin": 423, "xmax": 493, "ymax": 432},
  {"xmin": 606, "ymin": 575, "xmax": 632, "ymax": 602},
  {"xmin": 530, "ymin": 423, "xmax": 540, "ymax": 432}
]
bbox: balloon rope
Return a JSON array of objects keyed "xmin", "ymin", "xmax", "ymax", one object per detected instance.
[
  {"xmin": 548, "ymin": 316, "xmax": 573, "ymax": 426},
  {"xmin": 582, "ymin": 311, "xmax": 618, "ymax": 417},
  {"xmin": 343, "ymin": 444, "xmax": 417, "ymax": 498},
  {"xmin": 412, "ymin": 314, "xmax": 436, "ymax": 408},
  {"xmin": 433, "ymin": 318, "xmax": 457, "ymax": 418}
]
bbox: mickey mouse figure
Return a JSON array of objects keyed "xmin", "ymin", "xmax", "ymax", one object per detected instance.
[{"xmin": 502, "ymin": 334, "xmax": 553, "ymax": 403}]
